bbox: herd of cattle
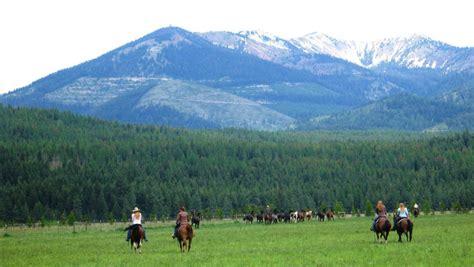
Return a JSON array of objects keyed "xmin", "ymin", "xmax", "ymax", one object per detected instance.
[{"xmin": 242, "ymin": 210, "xmax": 335, "ymax": 224}]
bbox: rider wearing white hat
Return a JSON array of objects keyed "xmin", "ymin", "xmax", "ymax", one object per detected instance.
[{"xmin": 126, "ymin": 207, "xmax": 148, "ymax": 242}]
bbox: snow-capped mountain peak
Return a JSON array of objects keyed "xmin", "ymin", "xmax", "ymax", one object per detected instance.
[
  {"xmin": 200, "ymin": 29, "xmax": 474, "ymax": 73},
  {"xmin": 291, "ymin": 32, "xmax": 467, "ymax": 70},
  {"xmin": 291, "ymin": 32, "xmax": 363, "ymax": 65},
  {"xmin": 237, "ymin": 30, "xmax": 290, "ymax": 50}
]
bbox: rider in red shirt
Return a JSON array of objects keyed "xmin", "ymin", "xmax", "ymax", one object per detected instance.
[{"xmin": 172, "ymin": 206, "xmax": 189, "ymax": 239}]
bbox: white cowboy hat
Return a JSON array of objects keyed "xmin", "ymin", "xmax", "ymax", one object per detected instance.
[{"xmin": 132, "ymin": 207, "xmax": 140, "ymax": 213}]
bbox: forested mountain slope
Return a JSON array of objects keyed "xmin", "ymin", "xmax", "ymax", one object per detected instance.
[{"xmin": 0, "ymin": 105, "xmax": 472, "ymax": 223}]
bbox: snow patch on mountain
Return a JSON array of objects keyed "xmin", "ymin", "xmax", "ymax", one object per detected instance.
[
  {"xmin": 292, "ymin": 33, "xmax": 464, "ymax": 70},
  {"xmin": 238, "ymin": 30, "xmax": 290, "ymax": 51}
]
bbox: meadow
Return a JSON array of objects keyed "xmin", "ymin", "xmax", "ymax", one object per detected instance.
[{"xmin": 1, "ymin": 214, "xmax": 473, "ymax": 266}]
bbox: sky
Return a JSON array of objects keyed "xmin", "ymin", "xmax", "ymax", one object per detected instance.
[{"xmin": 1, "ymin": 0, "xmax": 473, "ymax": 94}]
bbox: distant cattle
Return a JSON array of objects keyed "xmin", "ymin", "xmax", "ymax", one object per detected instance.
[{"xmin": 256, "ymin": 214, "xmax": 263, "ymax": 223}]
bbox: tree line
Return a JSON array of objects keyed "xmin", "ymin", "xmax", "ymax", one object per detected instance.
[{"xmin": 0, "ymin": 105, "xmax": 472, "ymax": 224}]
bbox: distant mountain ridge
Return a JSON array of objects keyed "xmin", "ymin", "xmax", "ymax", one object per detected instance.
[
  {"xmin": 203, "ymin": 30, "xmax": 474, "ymax": 72},
  {"xmin": 1, "ymin": 26, "xmax": 474, "ymax": 131}
]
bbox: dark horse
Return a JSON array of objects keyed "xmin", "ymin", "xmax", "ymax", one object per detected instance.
[
  {"xmin": 243, "ymin": 214, "xmax": 254, "ymax": 224},
  {"xmin": 316, "ymin": 211, "xmax": 325, "ymax": 221},
  {"xmin": 395, "ymin": 218, "xmax": 413, "ymax": 242},
  {"xmin": 191, "ymin": 212, "xmax": 201, "ymax": 229},
  {"xmin": 413, "ymin": 208, "xmax": 420, "ymax": 218},
  {"xmin": 125, "ymin": 224, "xmax": 144, "ymax": 253},
  {"xmin": 177, "ymin": 224, "xmax": 194, "ymax": 252},
  {"xmin": 374, "ymin": 216, "xmax": 391, "ymax": 243}
]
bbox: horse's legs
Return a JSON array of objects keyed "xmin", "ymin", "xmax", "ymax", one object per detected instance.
[{"xmin": 188, "ymin": 238, "xmax": 192, "ymax": 252}]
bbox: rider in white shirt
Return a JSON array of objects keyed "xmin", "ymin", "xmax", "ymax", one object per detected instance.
[{"xmin": 126, "ymin": 207, "xmax": 148, "ymax": 241}]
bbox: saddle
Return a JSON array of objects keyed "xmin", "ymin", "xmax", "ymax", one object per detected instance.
[
  {"xmin": 178, "ymin": 223, "xmax": 190, "ymax": 231},
  {"xmin": 374, "ymin": 215, "xmax": 386, "ymax": 224},
  {"xmin": 396, "ymin": 217, "xmax": 409, "ymax": 226},
  {"xmin": 124, "ymin": 224, "xmax": 142, "ymax": 231}
]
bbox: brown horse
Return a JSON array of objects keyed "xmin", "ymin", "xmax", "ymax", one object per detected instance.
[
  {"xmin": 177, "ymin": 224, "xmax": 194, "ymax": 252},
  {"xmin": 264, "ymin": 213, "xmax": 273, "ymax": 224},
  {"xmin": 374, "ymin": 216, "xmax": 391, "ymax": 243},
  {"xmin": 126, "ymin": 224, "xmax": 144, "ymax": 253},
  {"xmin": 297, "ymin": 211, "xmax": 305, "ymax": 222},
  {"xmin": 395, "ymin": 218, "xmax": 413, "ymax": 242},
  {"xmin": 326, "ymin": 211, "xmax": 334, "ymax": 221}
]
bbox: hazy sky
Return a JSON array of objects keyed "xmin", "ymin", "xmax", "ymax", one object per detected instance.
[{"xmin": 1, "ymin": 0, "xmax": 473, "ymax": 94}]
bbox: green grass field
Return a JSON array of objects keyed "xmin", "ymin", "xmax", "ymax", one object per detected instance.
[{"xmin": 1, "ymin": 214, "xmax": 473, "ymax": 266}]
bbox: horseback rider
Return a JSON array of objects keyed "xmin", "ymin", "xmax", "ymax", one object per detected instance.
[
  {"xmin": 265, "ymin": 205, "xmax": 272, "ymax": 215},
  {"xmin": 172, "ymin": 206, "xmax": 189, "ymax": 239},
  {"xmin": 370, "ymin": 200, "xmax": 387, "ymax": 231},
  {"xmin": 392, "ymin": 202, "xmax": 410, "ymax": 231},
  {"xmin": 126, "ymin": 207, "xmax": 148, "ymax": 242}
]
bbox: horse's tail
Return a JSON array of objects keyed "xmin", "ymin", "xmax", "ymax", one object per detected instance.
[
  {"xmin": 124, "ymin": 225, "xmax": 131, "ymax": 231},
  {"xmin": 384, "ymin": 218, "xmax": 391, "ymax": 232},
  {"xmin": 408, "ymin": 220, "xmax": 413, "ymax": 241}
]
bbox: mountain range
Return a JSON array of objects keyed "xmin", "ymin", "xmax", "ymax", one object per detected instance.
[{"xmin": 1, "ymin": 26, "xmax": 473, "ymax": 131}]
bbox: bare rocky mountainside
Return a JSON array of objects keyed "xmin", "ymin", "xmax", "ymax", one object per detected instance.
[{"xmin": 2, "ymin": 26, "xmax": 474, "ymax": 131}]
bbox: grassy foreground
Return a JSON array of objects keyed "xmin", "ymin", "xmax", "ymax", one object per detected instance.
[{"xmin": 1, "ymin": 214, "xmax": 473, "ymax": 266}]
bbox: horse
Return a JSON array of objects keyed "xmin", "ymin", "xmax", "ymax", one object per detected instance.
[
  {"xmin": 326, "ymin": 211, "xmax": 334, "ymax": 221},
  {"xmin": 264, "ymin": 213, "xmax": 273, "ymax": 224},
  {"xmin": 277, "ymin": 212, "xmax": 285, "ymax": 222},
  {"xmin": 305, "ymin": 210, "xmax": 313, "ymax": 221},
  {"xmin": 256, "ymin": 214, "xmax": 263, "ymax": 223},
  {"xmin": 191, "ymin": 213, "xmax": 201, "ymax": 229},
  {"xmin": 413, "ymin": 208, "xmax": 420, "ymax": 218},
  {"xmin": 297, "ymin": 211, "xmax": 305, "ymax": 222},
  {"xmin": 176, "ymin": 224, "xmax": 194, "ymax": 252},
  {"xmin": 316, "ymin": 211, "xmax": 325, "ymax": 221},
  {"xmin": 395, "ymin": 218, "xmax": 413, "ymax": 242},
  {"xmin": 271, "ymin": 214, "xmax": 278, "ymax": 224},
  {"xmin": 374, "ymin": 216, "xmax": 391, "ymax": 243},
  {"xmin": 125, "ymin": 224, "xmax": 144, "ymax": 253},
  {"xmin": 243, "ymin": 214, "xmax": 254, "ymax": 224},
  {"xmin": 290, "ymin": 211, "xmax": 298, "ymax": 223}
]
